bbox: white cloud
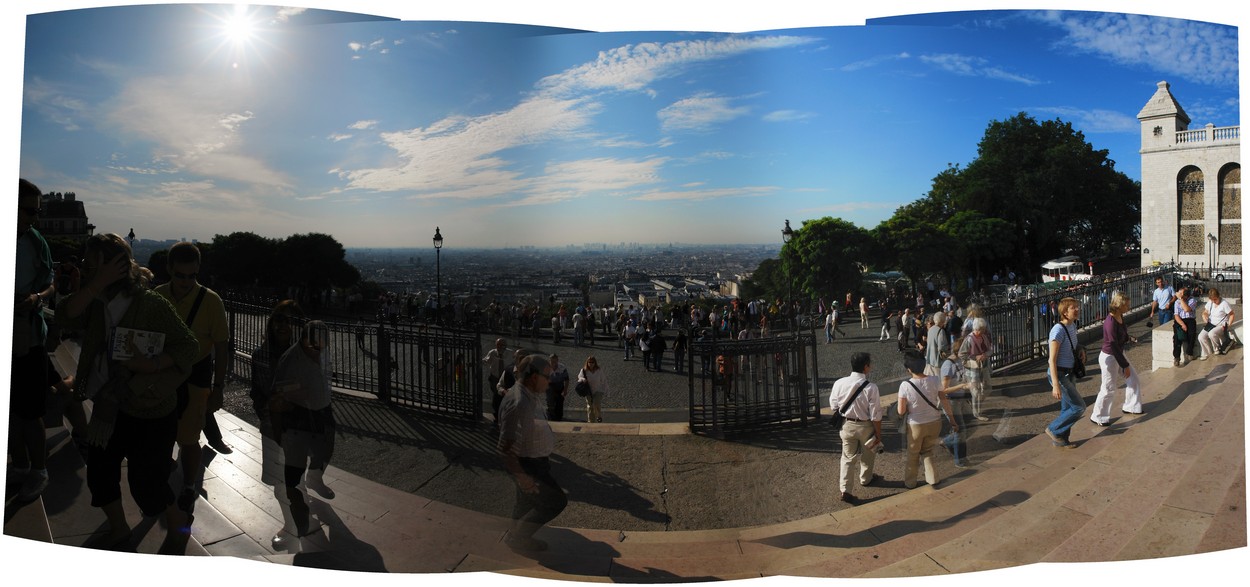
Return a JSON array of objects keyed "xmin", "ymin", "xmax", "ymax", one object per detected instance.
[
  {"xmin": 349, "ymin": 119, "xmax": 379, "ymax": 130},
  {"xmin": 919, "ymin": 53, "xmax": 1040, "ymax": 85},
  {"xmin": 1034, "ymin": 11, "xmax": 1238, "ymax": 87},
  {"xmin": 658, "ymin": 92, "xmax": 749, "ymax": 132},
  {"xmin": 1030, "ymin": 107, "xmax": 1138, "ymax": 133},
  {"xmin": 348, "ymin": 42, "xmax": 365, "ymax": 52},
  {"xmin": 103, "ymin": 75, "xmax": 293, "ymax": 189},
  {"xmin": 328, "ymin": 133, "xmax": 353, "ymax": 142},
  {"xmin": 24, "ymin": 77, "xmax": 89, "ymax": 131},
  {"xmin": 273, "ymin": 7, "xmax": 306, "ymax": 23},
  {"xmin": 840, "ymin": 52, "xmax": 910, "ymax": 72},
  {"xmin": 632, "ymin": 185, "xmax": 779, "ymax": 202},
  {"xmin": 763, "ymin": 110, "xmax": 814, "ymax": 123},
  {"xmin": 339, "ymin": 35, "xmax": 806, "ymax": 202},
  {"xmin": 368, "ymin": 38, "xmax": 386, "ymax": 50},
  {"xmin": 536, "ymin": 35, "xmax": 814, "ymax": 97}
]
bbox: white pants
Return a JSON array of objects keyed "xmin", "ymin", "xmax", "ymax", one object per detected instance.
[
  {"xmin": 1091, "ymin": 350, "xmax": 1142, "ymax": 423},
  {"xmin": 1197, "ymin": 323, "xmax": 1229, "ymax": 358}
]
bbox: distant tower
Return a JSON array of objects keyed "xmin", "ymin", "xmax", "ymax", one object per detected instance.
[{"xmin": 1138, "ymin": 81, "xmax": 1240, "ymax": 267}]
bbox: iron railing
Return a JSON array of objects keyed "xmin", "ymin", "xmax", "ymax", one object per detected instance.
[{"xmin": 687, "ymin": 332, "xmax": 820, "ymax": 436}]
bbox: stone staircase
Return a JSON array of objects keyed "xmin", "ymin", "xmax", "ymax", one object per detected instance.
[{"xmin": 5, "ymin": 349, "xmax": 1244, "ymax": 579}]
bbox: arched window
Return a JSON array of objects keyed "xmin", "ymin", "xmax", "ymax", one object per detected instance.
[
  {"xmin": 1219, "ymin": 164, "xmax": 1241, "ymax": 256},
  {"xmin": 1177, "ymin": 166, "xmax": 1205, "ymax": 255}
]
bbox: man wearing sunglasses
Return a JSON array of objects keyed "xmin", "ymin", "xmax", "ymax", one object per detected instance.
[
  {"xmin": 11, "ymin": 179, "xmax": 55, "ymax": 501},
  {"xmin": 154, "ymin": 242, "xmax": 232, "ymax": 513}
]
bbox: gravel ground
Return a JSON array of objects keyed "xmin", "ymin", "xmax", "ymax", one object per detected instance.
[{"xmin": 219, "ymin": 304, "xmax": 1239, "ymax": 532}]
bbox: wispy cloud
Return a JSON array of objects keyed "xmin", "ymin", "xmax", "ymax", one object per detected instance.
[
  {"xmin": 327, "ymin": 133, "xmax": 353, "ymax": 142},
  {"xmin": 840, "ymin": 52, "xmax": 910, "ymax": 72},
  {"xmin": 273, "ymin": 7, "xmax": 306, "ymax": 23},
  {"xmin": 763, "ymin": 110, "xmax": 815, "ymax": 123},
  {"xmin": 1033, "ymin": 11, "xmax": 1238, "ymax": 87},
  {"xmin": 349, "ymin": 119, "xmax": 379, "ymax": 130},
  {"xmin": 919, "ymin": 53, "xmax": 1041, "ymax": 85},
  {"xmin": 340, "ymin": 35, "xmax": 810, "ymax": 203},
  {"xmin": 536, "ymin": 35, "xmax": 814, "ymax": 97},
  {"xmin": 659, "ymin": 92, "xmax": 750, "ymax": 132},
  {"xmin": 103, "ymin": 75, "xmax": 294, "ymax": 189},
  {"xmin": 1030, "ymin": 106, "xmax": 1138, "ymax": 133},
  {"xmin": 632, "ymin": 185, "xmax": 779, "ymax": 202},
  {"xmin": 24, "ymin": 77, "xmax": 89, "ymax": 131}
]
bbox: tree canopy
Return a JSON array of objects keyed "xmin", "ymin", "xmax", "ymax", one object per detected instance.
[{"xmin": 749, "ymin": 112, "xmax": 1140, "ymax": 299}]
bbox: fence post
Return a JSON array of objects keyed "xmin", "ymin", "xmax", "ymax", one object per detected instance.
[{"xmin": 377, "ymin": 324, "xmax": 391, "ymax": 403}]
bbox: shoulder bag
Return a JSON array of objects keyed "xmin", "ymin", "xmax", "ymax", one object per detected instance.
[
  {"xmin": 830, "ymin": 379, "xmax": 871, "ymax": 430},
  {"xmin": 1063, "ymin": 325, "xmax": 1086, "ymax": 379}
]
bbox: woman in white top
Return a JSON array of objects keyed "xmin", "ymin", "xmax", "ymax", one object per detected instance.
[
  {"xmin": 1197, "ymin": 287, "xmax": 1236, "ymax": 359},
  {"xmin": 578, "ymin": 356, "xmax": 609, "ymax": 423},
  {"xmin": 897, "ymin": 350, "xmax": 957, "ymax": 489}
]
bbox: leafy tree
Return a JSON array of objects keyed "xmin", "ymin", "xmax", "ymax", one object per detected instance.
[
  {"xmin": 941, "ymin": 210, "xmax": 1015, "ymax": 282},
  {"xmin": 277, "ymin": 232, "xmax": 361, "ymax": 290},
  {"xmin": 956, "ymin": 113, "xmax": 1139, "ymax": 269},
  {"xmin": 741, "ymin": 257, "xmax": 786, "ymax": 301},
  {"xmin": 871, "ymin": 202, "xmax": 959, "ymax": 293},
  {"xmin": 781, "ymin": 217, "xmax": 870, "ymax": 303},
  {"xmin": 208, "ymin": 232, "xmax": 280, "ymax": 287}
]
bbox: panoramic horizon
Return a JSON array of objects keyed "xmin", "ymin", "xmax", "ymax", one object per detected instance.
[{"xmin": 12, "ymin": 2, "xmax": 1240, "ymax": 250}]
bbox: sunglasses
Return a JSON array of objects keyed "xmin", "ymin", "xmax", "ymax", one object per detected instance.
[{"xmin": 171, "ymin": 271, "xmax": 199, "ymax": 280}]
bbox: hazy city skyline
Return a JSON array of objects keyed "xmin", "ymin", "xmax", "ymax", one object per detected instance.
[{"xmin": 11, "ymin": 2, "xmax": 1240, "ymax": 251}]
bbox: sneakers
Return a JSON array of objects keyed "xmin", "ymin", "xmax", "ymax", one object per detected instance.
[
  {"xmin": 1090, "ymin": 419, "xmax": 1110, "ymax": 427},
  {"xmin": 17, "ymin": 470, "xmax": 49, "ymax": 501},
  {"xmin": 1044, "ymin": 427, "xmax": 1073, "ymax": 449}
]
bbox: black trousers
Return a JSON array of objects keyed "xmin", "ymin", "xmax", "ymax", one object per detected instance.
[
  {"xmin": 512, "ymin": 456, "xmax": 568, "ymax": 538},
  {"xmin": 1174, "ymin": 317, "xmax": 1198, "ymax": 359},
  {"xmin": 546, "ymin": 389, "xmax": 565, "ymax": 422},
  {"xmin": 87, "ymin": 409, "xmax": 177, "ymax": 516}
]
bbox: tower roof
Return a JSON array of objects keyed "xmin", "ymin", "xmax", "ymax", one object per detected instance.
[{"xmin": 1137, "ymin": 80, "xmax": 1191, "ymax": 123}]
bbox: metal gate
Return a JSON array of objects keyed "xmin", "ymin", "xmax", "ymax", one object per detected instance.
[
  {"xmin": 687, "ymin": 332, "xmax": 820, "ymax": 436},
  {"xmin": 378, "ymin": 326, "xmax": 482, "ymax": 419}
]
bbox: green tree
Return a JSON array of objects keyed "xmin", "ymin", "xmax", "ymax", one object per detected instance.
[
  {"xmin": 781, "ymin": 217, "xmax": 870, "ymax": 303},
  {"xmin": 941, "ymin": 210, "xmax": 1016, "ymax": 282},
  {"xmin": 277, "ymin": 232, "xmax": 361, "ymax": 290},
  {"xmin": 872, "ymin": 201, "xmax": 959, "ymax": 293},
  {"xmin": 741, "ymin": 257, "xmax": 786, "ymax": 301},
  {"xmin": 208, "ymin": 232, "xmax": 280, "ymax": 287},
  {"xmin": 956, "ymin": 113, "xmax": 1140, "ymax": 269}
]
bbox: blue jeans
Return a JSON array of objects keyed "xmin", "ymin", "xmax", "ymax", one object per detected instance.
[
  {"xmin": 1047, "ymin": 368, "xmax": 1085, "ymax": 440},
  {"xmin": 1156, "ymin": 309, "xmax": 1173, "ymax": 326}
]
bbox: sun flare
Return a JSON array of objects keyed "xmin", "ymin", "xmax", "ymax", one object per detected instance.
[{"xmin": 223, "ymin": 4, "xmax": 256, "ymax": 45}]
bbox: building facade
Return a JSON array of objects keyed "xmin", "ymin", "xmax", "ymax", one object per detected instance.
[{"xmin": 1138, "ymin": 81, "xmax": 1241, "ymax": 267}]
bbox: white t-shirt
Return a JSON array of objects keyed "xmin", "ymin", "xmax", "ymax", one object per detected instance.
[
  {"xmin": 1206, "ymin": 299, "xmax": 1233, "ymax": 327},
  {"xmin": 898, "ymin": 376, "xmax": 944, "ymax": 425}
]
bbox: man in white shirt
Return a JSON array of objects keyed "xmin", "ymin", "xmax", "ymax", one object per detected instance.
[
  {"xmin": 498, "ymin": 355, "xmax": 566, "ymax": 552},
  {"xmin": 1198, "ymin": 287, "xmax": 1236, "ymax": 359},
  {"xmin": 829, "ymin": 352, "xmax": 884, "ymax": 504}
]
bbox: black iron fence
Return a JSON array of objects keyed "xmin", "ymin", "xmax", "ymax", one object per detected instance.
[
  {"xmin": 224, "ymin": 296, "xmax": 483, "ymax": 420},
  {"xmin": 979, "ymin": 265, "xmax": 1177, "ymax": 372},
  {"xmin": 687, "ymin": 332, "xmax": 820, "ymax": 436}
]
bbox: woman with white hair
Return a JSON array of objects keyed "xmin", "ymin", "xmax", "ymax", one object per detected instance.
[
  {"xmin": 958, "ymin": 317, "xmax": 992, "ymax": 421},
  {"xmin": 1090, "ymin": 291, "xmax": 1142, "ymax": 425},
  {"xmin": 924, "ymin": 311, "xmax": 949, "ymax": 376}
]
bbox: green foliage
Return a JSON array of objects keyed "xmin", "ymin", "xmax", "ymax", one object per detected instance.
[
  {"xmin": 781, "ymin": 217, "xmax": 869, "ymax": 301},
  {"xmin": 741, "ymin": 257, "xmax": 786, "ymax": 301}
]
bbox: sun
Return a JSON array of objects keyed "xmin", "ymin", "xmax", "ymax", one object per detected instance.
[{"xmin": 222, "ymin": 4, "xmax": 257, "ymax": 46}]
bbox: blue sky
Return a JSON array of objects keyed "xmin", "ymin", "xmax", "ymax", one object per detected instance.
[{"xmin": 6, "ymin": 1, "xmax": 1242, "ymax": 250}]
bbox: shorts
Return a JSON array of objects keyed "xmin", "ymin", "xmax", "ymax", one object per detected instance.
[
  {"xmin": 10, "ymin": 347, "xmax": 49, "ymax": 420},
  {"xmin": 176, "ymin": 384, "xmax": 210, "ymax": 445}
]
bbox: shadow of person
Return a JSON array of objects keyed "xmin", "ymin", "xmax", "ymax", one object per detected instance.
[{"xmin": 291, "ymin": 498, "xmax": 388, "ymax": 572}]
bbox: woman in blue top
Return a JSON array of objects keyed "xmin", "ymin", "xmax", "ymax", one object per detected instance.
[{"xmin": 1045, "ymin": 297, "xmax": 1084, "ymax": 448}]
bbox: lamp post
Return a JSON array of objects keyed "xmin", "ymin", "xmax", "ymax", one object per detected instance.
[
  {"xmin": 781, "ymin": 219, "xmax": 794, "ymax": 336},
  {"xmin": 433, "ymin": 227, "xmax": 444, "ymax": 320},
  {"xmin": 1207, "ymin": 233, "xmax": 1218, "ymax": 278}
]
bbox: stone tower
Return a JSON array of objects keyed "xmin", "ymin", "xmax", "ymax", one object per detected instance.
[{"xmin": 1138, "ymin": 81, "xmax": 1240, "ymax": 268}]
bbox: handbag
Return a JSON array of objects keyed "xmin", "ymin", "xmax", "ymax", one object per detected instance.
[
  {"xmin": 574, "ymin": 379, "xmax": 592, "ymax": 398},
  {"xmin": 1062, "ymin": 325, "xmax": 1086, "ymax": 379}
]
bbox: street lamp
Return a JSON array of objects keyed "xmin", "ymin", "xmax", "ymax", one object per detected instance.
[
  {"xmin": 781, "ymin": 220, "xmax": 794, "ymax": 335},
  {"xmin": 433, "ymin": 227, "xmax": 444, "ymax": 318},
  {"xmin": 1207, "ymin": 233, "xmax": 1218, "ymax": 277}
]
